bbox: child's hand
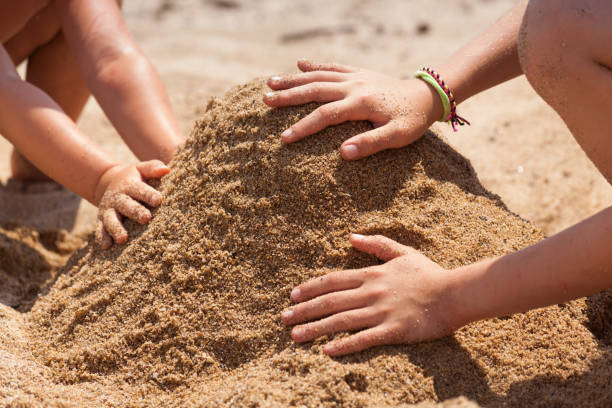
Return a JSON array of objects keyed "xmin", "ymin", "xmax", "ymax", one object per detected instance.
[
  {"xmin": 93, "ymin": 160, "xmax": 170, "ymax": 249},
  {"xmin": 281, "ymin": 234, "xmax": 458, "ymax": 356},
  {"xmin": 263, "ymin": 59, "xmax": 443, "ymax": 160}
]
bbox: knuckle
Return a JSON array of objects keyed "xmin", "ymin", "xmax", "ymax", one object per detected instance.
[
  {"xmin": 316, "ymin": 105, "xmax": 336, "ymax": 120},
  {"xmin": 358, "ymin": 93, "xmax": 377, "ymax": 107},
  {"xmin": 363, "ymin": 268, "xmax": 383, "ymax": 280},
  {"xmin": 314, "ymin": 106, "xmax": 331, "ymax": 121},
  {"xmin": 367, "ymin": 284, "xmax": 389, "ymax": 299}
]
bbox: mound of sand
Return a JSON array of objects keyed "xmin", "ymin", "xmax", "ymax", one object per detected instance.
[{"xmin": 1, "ymin": 80, "xmax": 611, "ymax": 407}]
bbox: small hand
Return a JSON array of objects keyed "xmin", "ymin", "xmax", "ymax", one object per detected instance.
[
  {"xmin": 263, "ymin": 59, "xmax": 442, "ymax": 160},
  {"xmin": 281, "ymin": 234, "xmax": 457, "ymax": 356},
  {"xmin": 94, "ymin": 160, "xmax": 170, "ymax": 249}
]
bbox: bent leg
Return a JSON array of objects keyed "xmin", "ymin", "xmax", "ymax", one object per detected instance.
[
  {"xmin": 5, "ymin": 3, "xmax": 90, "ymax": 181},
  {"xmin": 519, "ymin": 0, "xmax": 612, "ymax": 183}
]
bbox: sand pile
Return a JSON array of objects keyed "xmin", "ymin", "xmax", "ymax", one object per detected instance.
[{"xmin": 1, "ymin": 80, "xmax": 611, "ymax": 407}]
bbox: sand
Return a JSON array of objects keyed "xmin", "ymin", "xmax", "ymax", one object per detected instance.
[
  {"xmin": 1, "ymin": 80, "xmax": 610, "ymax": 407},
  {"xmin": 0, "ymin": 223, "xmax": 83, "ymax": 311}
]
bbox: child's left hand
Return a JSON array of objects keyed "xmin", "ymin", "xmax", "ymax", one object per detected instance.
[
  {"xmin": 93, "ymin": 160, "xmax": 170, "ymax": 249},
  {"xmin": 281, "ymin": 234, "xmax": 458, "ymax": 356}
]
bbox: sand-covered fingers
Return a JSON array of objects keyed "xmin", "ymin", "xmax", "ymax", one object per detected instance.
[
  {"xmin": 123, "ymin": 180, "xmax": 164, "ymax": 208},
  {"xmin": 282, "ymin": 288, "xmax": 366, "ymax": 326},
  {"xmin": 113, "ymin": 193, "xmax": 152, "ymax": 224},
  {"xmin": 267, "ymin": 71, "xmax": 345, "ymax": 91},
  {"xmin": 281, "ymin": 100, "xmax": 363, "ymax": 143},
  {"xmin": 93, "ymin": 161, "xmax": 169, "ymax": 248},
  {"xmin": 349, "ymin": 233, "xmax": 414, "ymax": 261},
  {"xmin": 297, "ymin": 59, "xmax": 360, "ymax": 74},
  {"xmin": 100, "ymin": 208, "xmax": 128, "ymax": 245},
  {"xmin": 264, "ymin": 82, "xmax": 347, "ymax": 109},
  {"xmin": 324, "ymin": 326, "xmax": 400, "ymax": 356},
  {"xmin": 290, "ymin": 269, "xmax": 365, "ymax": 303},
  {"xmin": 95, "ymin": 219, "xmax": 113, "ymax": 249},
  {"xmin": 290, "ymin": 308, "xmax": 381, "ymax": 343}
]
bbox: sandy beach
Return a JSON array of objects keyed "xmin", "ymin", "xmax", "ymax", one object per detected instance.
[{"xmin": 1, "ymin": 1, "xmax": 611, "ymax": 407}]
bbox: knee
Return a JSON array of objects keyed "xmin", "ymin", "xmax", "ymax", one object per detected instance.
[
  {"xmin": 518, "ymin": 0, "xmax": 595, "ymax": 100},
  {"xmin": 4, "ymin": 3, "xmax": 60, "ymax": 64}
]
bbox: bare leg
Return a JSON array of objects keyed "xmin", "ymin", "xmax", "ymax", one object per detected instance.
[
  {"xmin": 519, "ymin": 0, "xmax": 612, "ymax": 183},
  {"xmin": 5, "ymin": 3, "xmax": 90, "ymax": 181}
]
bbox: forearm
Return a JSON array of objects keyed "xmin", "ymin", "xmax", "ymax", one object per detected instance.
[
  {"xmin": 0, "ymin": 75, "xmax": 117, "ymax": 203},
  {"xmin": 55, "ymin": 0, "xmax": 183, "ymax": 164},
  {"xmin": 88, "ymin": 54, "xmax": 183, "ymax": 163},
  {"xmin": 437, "ymin": 0, "xmax": 528, "ymax": 104},
  {"xmin": 449, "ymin": 206, "xmax": 612, "ymax": 327}
]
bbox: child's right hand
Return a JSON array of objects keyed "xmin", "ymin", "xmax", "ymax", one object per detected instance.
[
  {"xmin": 93, "ymin": 160, "xmax": 170, "ymax": 249},
  {"xmin": 263, "ymin": 59, "xmax": 444, "ymax": 160}
]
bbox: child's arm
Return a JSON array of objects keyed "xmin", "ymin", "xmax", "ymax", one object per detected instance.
[
  {"xmin": 264, "ymin": 0, "xmax": 528, "ymax": 161},
  {"xmin": 282, "ymin": 206, "xmax": 612, "ymax": 356},
  {"xmin": 53, "ymin": 0, "xmax": 184, "ymax": 164},
  {"xmin": 0, "ymin": 46, "xmax": 167, "ymax": 248}
]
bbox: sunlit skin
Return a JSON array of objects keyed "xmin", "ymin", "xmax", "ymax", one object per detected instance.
[
  {"xmin": 0, "ymin": 0, "xmax": 184, "ymax": 248},
  {"xmin": 269, "ymin": 0, "xmax": 612, "ymax": 356}
]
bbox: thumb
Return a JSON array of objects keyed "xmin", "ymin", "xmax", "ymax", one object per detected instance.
[
  {"xmin": 136, "ymin": 160, "xmax": 170, "ymax": 179},
  {"xmin": 339, "ymin": 123, "xmax": 399, "ymax": 160},
  {"xmin": 349, "ymin": 234, "xmax": 412, "ymax": 262}
]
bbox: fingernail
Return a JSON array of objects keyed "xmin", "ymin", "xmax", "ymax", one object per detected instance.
[
  {"xmin": 290, "ymin": 287, "xmax": 301, "ymax": 300},
  {"xmin": 281, "ymin": 309, "xmax": 293, "ymax": 320},
  {"xmin": 265, "ymin": 92, "xmax": 276, "ymax": 98},
  {"xmin": 281, "ymin": 128, "xmax": 294, "ymax": 141},
  {"xmin": 292, "ymin": 327, "xmax": 305, "ymax": 340},
  {"xmin": 351, "ymin": 233, "xmax": 365, "ymax": 240},
  {"xmin": 270, "ymin": 76, "xmax": 282, "ymax": 82},
  {"xmin": 341, "ymin": 144, "xmax": 359, "ymax": 160}
]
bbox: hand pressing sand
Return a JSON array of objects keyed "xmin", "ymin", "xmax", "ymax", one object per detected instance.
[
  {"xmin": 93, "ymin": 161, "xmax": 169, "ymax": 249},
  {"xmin": 264, "ymin": 59, "xmax": 442, "ymax": 160}
]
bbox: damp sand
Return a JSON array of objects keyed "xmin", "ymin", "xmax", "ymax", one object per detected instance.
[{"xmin": 1, "ymin": 80, "xmax": 611, "ymax": 407}]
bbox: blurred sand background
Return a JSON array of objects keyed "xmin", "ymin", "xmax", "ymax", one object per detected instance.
[{"xmin": 1, "ymin": 0, "xmax": 610, "ymax": 238}]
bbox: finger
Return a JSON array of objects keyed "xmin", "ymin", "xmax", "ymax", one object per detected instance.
[
  {"xmin": 290, "ymin": 269, "xmax": 364, "ymax": 303},
  {"xmin": 102, "ymin": 209, "xmax": 128, "ymax": 245},
  {"xmin": 267, "ymin": 71, "xmax": 345, "ymax": 91},
  {"xmin": 339, "ymin": 123, "xmax": 404, "ymax": 160},
  {"xmin": 290, "ymin": 307, "xmax": 380, "ymax": 343},
  {"xmin": 114, "ymin": 195, "xmax": 152, "ymax": 225},
  {"xmin": 349, "ymin": 234, "xmax": 412, "ymax": 262},
  {"xmin": 281, "ymin": 288, "xmax": 366, "ymax": 325},
  {"xmin": 263, "ymin": 82, "xmax": 346, "ymax": 108},
  {"xmin": 297, "ymin": 59, "xmax": 358, "ymax": 73},
  {"xmin": 136, "ymin": 160, "xmax": 170, "ymax": 179},
  {"xmin": 280, "ymin": 99, "xmax": 361, "ymax": 143},
  {"xmin": 323, "ymin": 326, "xmax": 391, "ymax": 356},
  {"xmin": 124, "ymin": 181, "xmax": 164, "ymax": 207},
  {"xmin": 95, "ymin": 220, "xmax": 112, "ymax": 249}
]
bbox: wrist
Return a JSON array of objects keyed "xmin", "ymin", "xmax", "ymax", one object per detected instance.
[
  {"xmin": 406, "ymin": 78, "xmax": 445, "ymax": 127},
  {"xmin": 92, "ymin": 163, "xmax": 121, "ymax": 205},
  {"xmin": 439, "ymin": 262, "xmax": 493, "ymax": 330}
]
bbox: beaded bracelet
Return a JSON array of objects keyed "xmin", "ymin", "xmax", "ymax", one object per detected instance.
[{"xmin": 413, "ymin": 67, "xmax": 470, "ymax": 132}]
